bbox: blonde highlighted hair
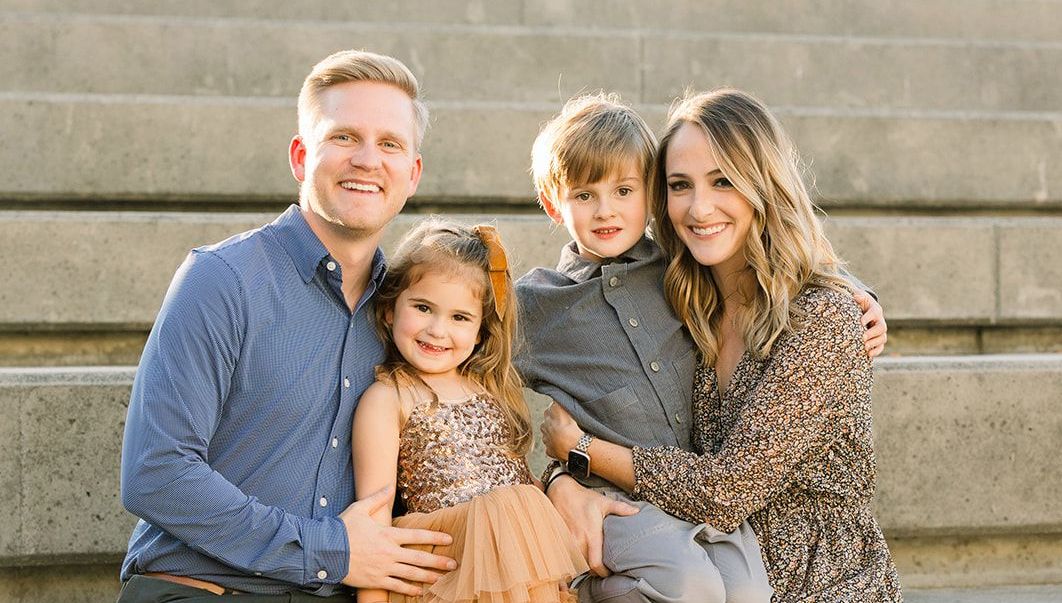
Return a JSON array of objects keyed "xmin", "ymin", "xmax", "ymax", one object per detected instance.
[
  {"xmin": 298, "ymin": 49, "xmax": 429, "ymax": 148},
  {"xmin": 531, "ymin": 92, "xmax": 657, "ymax": 204},
  {"xmin": 650, "ymin": 89, "xmax": 849, "ymax": 364},
  {"xmin": 373, "ymin": 218, "xmax": 532, "ymax": 456}
]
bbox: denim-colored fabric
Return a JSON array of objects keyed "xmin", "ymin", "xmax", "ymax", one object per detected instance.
[{"xmin": 120, "ymin": 205, "xmax": 385, "ymax": 595}]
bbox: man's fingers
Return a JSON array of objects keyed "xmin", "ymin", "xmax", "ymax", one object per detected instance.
[
  {"xmin": 389, "ymin": 560, "xmax": 449, "ymax": 585},
  {"xmin": 390, "ymin": 526, "xmax": 454, "ymax": 547},
  {"xmin": 606, "ymin": 500, "xmax": 639, "ymax": 517},
  {"xmin": 585, "ymin": 531, "xmax": 608, "ymax": 577},
  {"xmin": 381, "ymin": 575, "xmax": 424, "ymax": 597},
  {"xmin": 394, "ymin": 543, "xmax": 458, "ymax": 572}
]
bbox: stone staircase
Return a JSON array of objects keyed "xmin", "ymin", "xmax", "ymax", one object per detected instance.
[{"xmin": 1, "ymin": 1, "xmax": 1060, "ymax": 601}]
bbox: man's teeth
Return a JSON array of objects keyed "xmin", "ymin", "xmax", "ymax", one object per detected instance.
[
  {"xmin": 340, "ymin": 182, "xmax": 380, "ymax": 192},
  {"xmin": 692, "ymin": 224, "xmax": 727, "ymax": 236}
]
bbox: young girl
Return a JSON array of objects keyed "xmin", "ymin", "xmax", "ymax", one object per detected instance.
[{"xmin": 353, "ymin": 219, "xmax": 587, "ymax": 603}]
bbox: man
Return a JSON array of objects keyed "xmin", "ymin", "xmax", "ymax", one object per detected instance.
[{"xmin": 118, "ymin": 50, "xmax": 455, "ymax": 602}]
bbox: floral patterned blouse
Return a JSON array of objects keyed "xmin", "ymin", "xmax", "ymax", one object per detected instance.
[{"xmin": 632, "ymin": 287, "xmax": 902, "ymax": 601}]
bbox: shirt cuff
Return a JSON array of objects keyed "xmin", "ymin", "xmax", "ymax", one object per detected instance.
[{"xmin": 301, "ymin": 515, "xmax": 349, "ymax": 586}]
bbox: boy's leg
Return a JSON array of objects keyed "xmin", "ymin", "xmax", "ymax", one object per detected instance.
[
  {"xmin": 579, "ymin": 493, "xmax": 726, "ymax": 603},
  {"xmin": 698, "ymin": 521, "xmax": 774, "ymax": 603}
]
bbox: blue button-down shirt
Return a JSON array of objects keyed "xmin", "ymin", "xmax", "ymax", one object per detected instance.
[{"xmin": 120, "ymin": 205, "xmax": 385, "ymax": 595}]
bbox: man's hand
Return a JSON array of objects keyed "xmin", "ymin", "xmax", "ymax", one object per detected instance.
[
  {"xmin": 339, "ymin": 486, "xmax": 457, "ymax": 594},
  {"xmin": 546, "ymin": 475, "xmax": 638, "ymax": 577},
  {"xmin": 540, "ymin": 402, "xmax": 584, "ymax": 460},
  {"xmin": 853, "ymin": 290, "xmax": 888, "ymax": 358}
]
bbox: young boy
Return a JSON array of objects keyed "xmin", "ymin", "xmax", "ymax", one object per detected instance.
[
  {"xmin": 515, "ymin": 94, "xmax": 885, "ymax": 603},
  {"xmin": 515, "ymin": 93, "xmax": 773, "ymax": 603}
]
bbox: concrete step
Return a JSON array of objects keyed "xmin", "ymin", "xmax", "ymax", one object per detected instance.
[
  {"xmin": 2, "ymin": 212, "xmax": 1060, "ymax": 331},
  {"xmin": 3, "ymin": 13, "xmax": 1060, "ymax": 112},
  {"xmin": 4, "ymin": 0, "xmax": 1061, "ymax": 42},
  {"xmin": 2, "ymin": 355, "xmax": 1061, "ymax": 589},
  {"xmin": 1, "ymin": 95, "xmax": 1059, "ymax": 209},
  {"xmin": 907, "ymin": 586, "xmax": 1062, "ymax": 603}
]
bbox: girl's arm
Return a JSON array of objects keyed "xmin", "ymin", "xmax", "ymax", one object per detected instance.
[
  {"xmin": 542, "ymin": 289, "xmax": 872, "ymax": 533},
  {"xmin": 353, "ymin": 381, "xmax": 404, "ymax": 603}
]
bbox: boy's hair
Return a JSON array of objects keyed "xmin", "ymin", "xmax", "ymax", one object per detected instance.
[
  {"xmin": 650, "ymin": 88, "xmax": 849, "ymax": 365},
  {"xmin": 531, "ymin": 92, "xmax": 657, "ymax": 203},
  {"xmin": 373, "ymin": 218, "xmax": 532, "ymax": 456},
  {"xmin": 297, "ymin": 49, "xmax": 430, "ymax": 148}
]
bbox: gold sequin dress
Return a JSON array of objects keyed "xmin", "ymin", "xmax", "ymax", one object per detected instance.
[{"xmin": 390, "ymin": 393, "xmax": 587, "ymax": 603}]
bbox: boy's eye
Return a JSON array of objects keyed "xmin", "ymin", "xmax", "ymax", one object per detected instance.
[{"xmin": 574, "ymin": 192, "xmax": 592, "ymax": 202}]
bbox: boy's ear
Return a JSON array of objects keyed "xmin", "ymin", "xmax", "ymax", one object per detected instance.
[{"xmin": 539, "ymin": 192, "xmax": 564, "ymax": 225}]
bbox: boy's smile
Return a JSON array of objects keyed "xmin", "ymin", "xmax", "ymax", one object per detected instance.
[{"xmin": 541, "ymin": 161, "xmax": 649, "ymax": 262}]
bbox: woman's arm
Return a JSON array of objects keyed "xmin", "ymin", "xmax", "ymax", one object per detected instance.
[
  {"xmin": 352, "ymin": 382, "xmax": 404, "ymax": 603},
  {"xmin": 543, "ymin": 289, "xmax": 872, "ymax": 532}
]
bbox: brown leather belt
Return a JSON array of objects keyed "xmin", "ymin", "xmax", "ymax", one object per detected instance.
[{"xmin": 144, "ymin": 572, "xmax": 243, "ymax": 595}]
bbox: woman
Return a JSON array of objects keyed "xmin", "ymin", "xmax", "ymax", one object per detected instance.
[{"xmin": 542, "ymin": 89, "xmax": 902, "ymax": 601}]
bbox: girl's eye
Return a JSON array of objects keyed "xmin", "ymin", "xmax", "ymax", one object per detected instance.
[
  {"xmin": 714, "ymin": 177, "xmax": 734, "ymax": 189},
  {"xmin": 414, "ymin": 304, "xmax": 430, "ymax": 313},
  {"xmin": 617, "ymin": 187, "xmax": 633, "ymax": 197},
  {"xmin": 453, "ymin": 314, "xmax": 468, "ymax": 322}
]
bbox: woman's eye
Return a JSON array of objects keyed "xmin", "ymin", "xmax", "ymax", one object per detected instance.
[
  {"xmin": 668, "ymin": 180, "xmax": 690, "ymax": 191},
  {"xmin": 714, "ymin": 177, "xmax": 734, "ymax": 189}
]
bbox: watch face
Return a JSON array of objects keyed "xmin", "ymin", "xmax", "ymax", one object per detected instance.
[{"xmin": 568, "ymin": 450, "xmax": 591, "ymax": 479}]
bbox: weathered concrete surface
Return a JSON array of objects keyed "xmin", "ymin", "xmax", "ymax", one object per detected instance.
[
  {"xmin": 2, "ymin": 356, "xmax": 1060, "ymax": 564},
  {"xmin": 523, "ymin": 0, "xmax": 1062, "ymax": 42},
  {"xmin": 1, "ymin": 96, "xmax": 1060, "ymax": 207},
  {"xmin": 1000, "ymin": 225, "xmax": 1062, "ymax": 321},
  {"xmin": 3, "ymin": 213, "xmax": 1059, "ymax": 329},
  {"xmin": 4, "ymin": 14, "xmax": 1061, "ymax": 112},
  {"xmin": 0, "ymin": 14, "xmax": 642, "ymax": 102},
  {"xmin": 893, "ymin": 534, "xmax": 1062, "ymax": 589},
  {"xmin": 0, "ymin": 0, "xmax": 521, "ymax": 24},
  {"xmin": 871, "ymin": 356, "xmax": 1062, "ymax": 537},
  {"xmin": 6, "ymin": 0, "xmax": 1062, "ymax": 43}
]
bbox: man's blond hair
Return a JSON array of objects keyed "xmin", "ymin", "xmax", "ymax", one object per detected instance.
[
  {"xmin": 530, "ymin": 92, "xmax": 657, "ymax": 204},
  {"xmin": 297, "ymin": 50, "xmax": 429, "ymax": 148}
]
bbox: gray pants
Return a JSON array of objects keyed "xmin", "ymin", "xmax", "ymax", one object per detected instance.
[{"xmin": 577, "ymin": 491, "xmax": 772, "ymax": 603}]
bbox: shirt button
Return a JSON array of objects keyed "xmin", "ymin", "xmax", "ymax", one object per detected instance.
[
  {"xmin": 675, "ymin": 415, "xmax": 683, "ymax": 424},
  {"xmin": 628, "ymin": 318, "xmax": 639, "ymax": 327},
  {"xmin": 317, "ymin": 570, "xmax": 328, "ymax": 580},
  {"xmin": 650, "ymin": 361, "xmax": 660, "ymax": 372},
  {"xmin": 331, "ymin": 437, "xmax": 339, "ymax": 448},
  {"xmin": 609, "ymin": 276, "xmax": 620, "ymax": 287},
  {"xmin": 326, "ymin": 261, "xmax": 337, "ymax": 271},
  {"xmin": 343, "ymin": 377, "xmax": 350, "ymax": 388},
  {"xmin": 319, "ymin": 497, "xmax": 328, "ymax": 507}
]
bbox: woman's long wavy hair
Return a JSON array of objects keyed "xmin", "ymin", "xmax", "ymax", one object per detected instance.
[
  {"xmin": 650, "ymin": 89, "xmax": 850, "ymax": 364},
  {"xmin": 374, "ymin": 218, "xmax": 532, "ymax": 457}
]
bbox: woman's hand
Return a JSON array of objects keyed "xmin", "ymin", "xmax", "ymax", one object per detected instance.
[
  {"xmin": 541, "ymin": 402, "xmax": 584, "ymax": 461},
  {"xmin": 853, "ymin": 290, "xmax": 888, "ymax": 358}
]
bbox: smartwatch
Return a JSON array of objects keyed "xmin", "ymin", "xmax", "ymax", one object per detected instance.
[{"xmin": 567, "ymin": 433, "xmax": 594, "ymax": 479}]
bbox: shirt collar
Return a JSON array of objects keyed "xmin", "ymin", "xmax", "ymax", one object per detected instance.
[
  {"xmin": 271, "ymin": 204, "xmax": 386, "ymax": 286},
  {"xmin": 555, "ymin": 235, "xmax": 660, "ymax": 283}
]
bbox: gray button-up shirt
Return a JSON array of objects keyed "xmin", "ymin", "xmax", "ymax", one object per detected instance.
[{"xmin": 515, "ymin": 237, "xmax": 695, "ymax": 457}]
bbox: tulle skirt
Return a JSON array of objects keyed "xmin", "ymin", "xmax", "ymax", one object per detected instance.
[{"xmin": 390, "ymin": 483, "xmax": 588, "ymax": 603}]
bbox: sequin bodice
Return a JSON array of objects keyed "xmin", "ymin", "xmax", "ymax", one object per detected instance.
[{"xmin": 397, "ymin": 393, "xmax": 533, "ymax": 514}]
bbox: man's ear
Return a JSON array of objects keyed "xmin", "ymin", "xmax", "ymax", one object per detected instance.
[
  {"xmin": 539, "ymin": 192, "xmax": 564, "ymax": 225},
  {"xmin": 289, "ymin": 135, "xmax": 307, "ymax": 182}
]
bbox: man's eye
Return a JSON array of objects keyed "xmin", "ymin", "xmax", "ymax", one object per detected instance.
[{"xmin": 382, "ymin": 140, "xmax": 401, "ymax": 150}]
